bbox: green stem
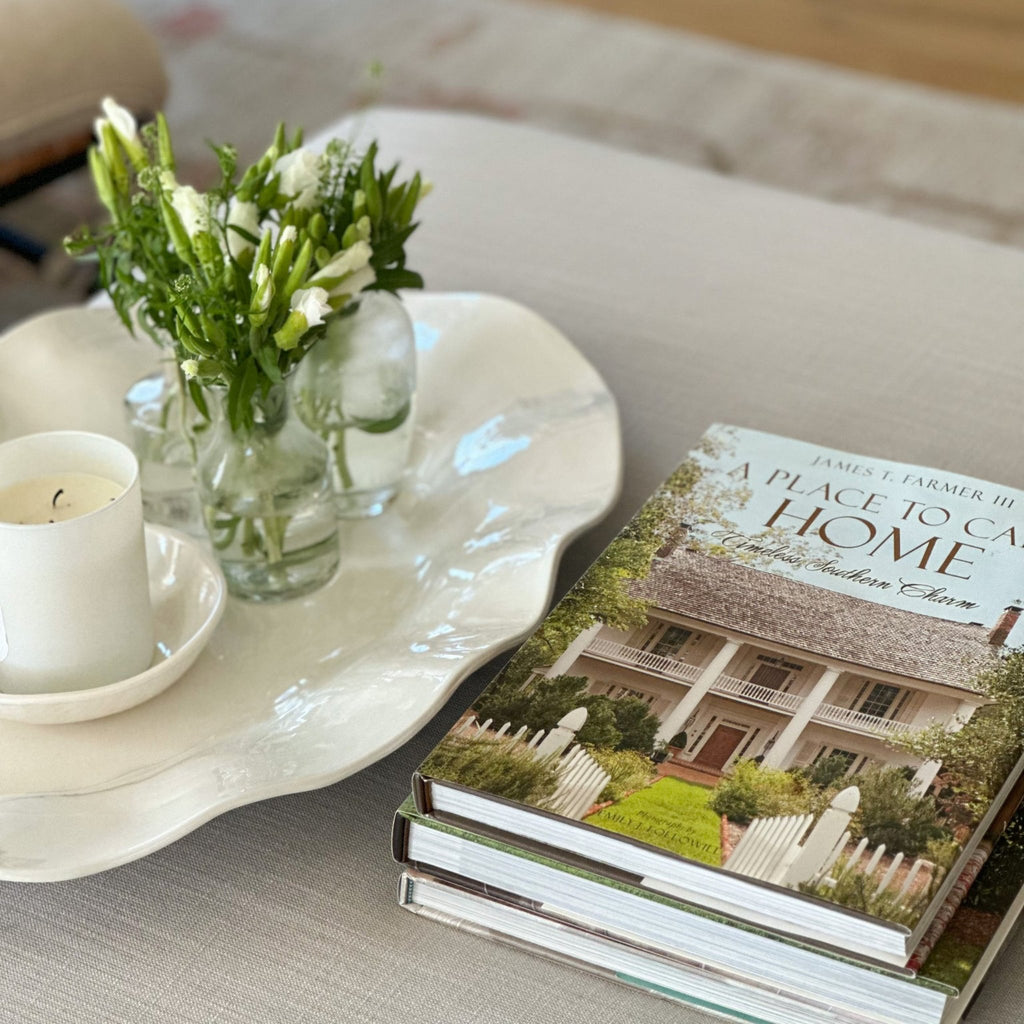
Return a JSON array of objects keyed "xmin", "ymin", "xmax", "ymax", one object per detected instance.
[
  {"xmin": 332, "ymin": 427, "xmax": 355, "ymax": 491},
  {"xmin": 262, "ymin": 515, "xmax": 290, "ymax": 564},
  {"xmin": 174, "ymin": 361, "xmax": 198, "ymax": 465},
  {"xmin": 257, "ymin": 480, "xmax": 292, "ymax": 565}
]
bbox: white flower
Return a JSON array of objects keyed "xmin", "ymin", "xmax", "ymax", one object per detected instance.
[
  {"xmin": 274, "ymin": 148, "xmax": 323, "ymax": 209},
  {"xmin": 181, "ymin": 359, "xmax": 200, "ymax": 379},
  {"xmin": 309, "ymin": 240, "xmax": 375, "ymax": 299},
  {"xmin": 225, "ymin": 199, "xmax": 261, "ymax": 259},
  {"xmin": 289, "ymin": 287, "xmax": 332, "ymax": 328},
  {"xmin": 95, "ymin": 97, "xmax": 138, "ymax": 150},
  {"xmin": 158, "ymin": 169, "xmax": 178, "ymax": 192},
  {"xmin": 335, "ymin": 265, "xmax": 376, "ymax": 300},
  {"xmin": 279, "ymin": 225, "xmax": 297, "ymax": 245},
  {"xmin": 310, "ymin": 240, "xmax": 371, "ymax": 283},
  {"xmin": 251, "ymin": 263, "xmax": 273, "ymax": 312},
  {"xmin": 170, "ymin": 185, "xmax": 209, "ymax": 239}
]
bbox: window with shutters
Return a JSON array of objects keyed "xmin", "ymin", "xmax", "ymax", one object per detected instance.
[{"xmin": 647, "ymin": 625, "xmax": 693, "ymax": 657}]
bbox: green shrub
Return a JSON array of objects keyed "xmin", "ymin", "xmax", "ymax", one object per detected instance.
[
  {"xmin": 796, "ymin": 754, "xmax": 854, "ymax": 790},
  {"xmin": 801, "ymin": 855, "xmax": 932, "ymax": 927},
  {"xmin": 923, "ymin": 837, "xmax": 961, "ymax": 874},
  {"xmin": 609, "ymin": 696, "xmax": 660, "ymax": 753},
  {"xmin": 473, "ymin": 674, "xmax": 661, "ymax": 753},
  {"xmin": 420, "ymin": 734, "xmax": 559, "ymax": 805},
  {"xmin": 708, "ymin": 759, "xmax": 812, "ymax": 824},
  {"xmin": 852, "ymin": 765, "xmax": 948, "ymax": 857},
  {"xmin": 587, "ymin": 747, "xmax": 657, "ymax": 803}
]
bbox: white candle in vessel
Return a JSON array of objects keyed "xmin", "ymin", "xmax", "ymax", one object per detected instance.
[
  {"xmin": 0, "ymin": 472, "xmax": 124, "ymax": 524},
  {"xmin": 0, "ymin": 431, "xmax": 154, "ymax": 694}
]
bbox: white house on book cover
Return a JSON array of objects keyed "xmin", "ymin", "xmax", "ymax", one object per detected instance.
[{"xmin": 547, "ymin": 537, "xmax": 1014, "ymax": 792}]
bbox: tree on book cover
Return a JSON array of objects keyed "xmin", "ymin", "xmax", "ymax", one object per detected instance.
[{"xmin": 421, "ymin": 424, "xmax": 1024, "ymax": 930}]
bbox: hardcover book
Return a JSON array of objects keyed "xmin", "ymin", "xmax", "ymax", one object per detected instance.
[
  {"xmin": 410, "ymin": 425, "xmax": 1024, "ymax": 967},
  {"xmin": 395, "ymin": 785, "xmax": 1024, "ymax": 1024}
]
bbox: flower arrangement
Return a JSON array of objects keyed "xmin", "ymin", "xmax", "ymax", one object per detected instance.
[
  {"xmin": 66, "ymin": 98, "xmax": 427, "ymax": 433},
  {"xmin": 66, "ymin": 100, "xmax": 429, "ymax": 600}
]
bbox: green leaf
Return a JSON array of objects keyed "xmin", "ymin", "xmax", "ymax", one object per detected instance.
[
  {"xmin": 254, "ymin": 340, "xmax": 283, "ymax": 383},
  {"xmin": 211, "ymin": 142, "xmax": 237, "ymax": 183},
  {"xmin": 239, "ymin": 357, "xmax": 259, "ymax": 417},
  {"xmin": 188, "ymin": 378, "xmax": 211, "ymax": 420},
  {"xmin": 370, "ymin": 224, "xmax": 417, "ymax": 266},
  {"xmin": 395, "ymin": 173, "xmax": 422, "ymax": 226},
  {"xmin": 360, "ymin": 144, "xmax": 382, "ymax": 221},
  {"xmin": 228, "ymin": 223, "xmax": 261, "ymax": 247},
  {"xmin": 374, "ymin": 268, "xmax": 424, "ymax": 292},
  {"xmin": 355, "ymin": 401, "xmax": 410, "ymax": 434}
]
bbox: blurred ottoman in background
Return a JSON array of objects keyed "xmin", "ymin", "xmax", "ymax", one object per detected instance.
[{"xmin": 0, "ymin": 0, "xmax": 166, "ymax": 266}]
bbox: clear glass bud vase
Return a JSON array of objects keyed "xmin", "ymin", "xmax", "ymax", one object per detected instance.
[
  {"xmin": 196, "ymin": 383, "xmax": 340, "ymax": 601},
  {"xmin": 123, "ymin": 362, "xmax": 204, "ymax": 536},
  {"xmin": 291, "ymin": 291, "xmax": 416, "ymax": 518}
]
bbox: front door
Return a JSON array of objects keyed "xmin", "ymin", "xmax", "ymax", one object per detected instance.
[{"xmin": 692, "ymin": 725, "xmax": 747, "ymax": 771}]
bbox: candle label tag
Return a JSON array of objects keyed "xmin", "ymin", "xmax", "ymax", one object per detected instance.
[{"xmin": 0, "ymin": 605, "xmax": 6, "ymax": 662}]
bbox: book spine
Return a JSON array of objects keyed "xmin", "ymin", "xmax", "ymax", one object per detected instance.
[
  {"xmin": 908, "ymin": 773, "xmax": 1024, "ymax": 973},
  {"xmin": 907, "ymin": 841, "xmax": 992, "ymax": 973},
  {"xmin": 391, "ymin": 809, "xmax": 412, "ymax": 864},
  {"xmin": 411, "ymin": 771, "xmax": 432, "ymax": 815}
]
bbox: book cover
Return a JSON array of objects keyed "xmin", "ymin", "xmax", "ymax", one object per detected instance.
[{"xmin": 413, "ymin": 424, "xmax": 1024, "ymax": 959}]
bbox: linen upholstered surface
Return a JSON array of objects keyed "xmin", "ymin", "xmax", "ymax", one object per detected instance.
[{"xmin": 0, "ymin": 108, "xmax": 1021, "ymax": 1023}]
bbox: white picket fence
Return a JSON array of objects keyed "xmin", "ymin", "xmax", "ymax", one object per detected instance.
[
  {"xmin": 453, "ymin": 707, "xmax": 610, "ymax": 820},
  {"xmin": 726, "ymin": 785, "xmax": 936, "ymax": 901}
]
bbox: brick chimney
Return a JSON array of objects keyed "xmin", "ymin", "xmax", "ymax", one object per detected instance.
[{"xmin": 988, "ymin": 606, "xmax": 1023, "ymax": 647}]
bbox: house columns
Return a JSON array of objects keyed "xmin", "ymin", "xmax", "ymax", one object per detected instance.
[
  {"xmin": 761, "ymin": 667, "xmax": 841, "ymax": 769},
  {"xmin": 910, "ymin": 698, "xmax": 979, "ymax": 795},
  {"xmin": 656, "ymin": 640, "xmax": 741, "ymax": 743},
  {"xmin": 546, "ymin": 622, "xmax": 603, "ymax": 677},
  {"xmin": 910, "ymin": 759, "xmax": 943, "ymax": 796}
]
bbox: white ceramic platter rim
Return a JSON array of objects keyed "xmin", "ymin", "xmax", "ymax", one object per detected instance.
[{"xmin": 0, "ymin": 292, "xmax": 621, "ymax": 881}]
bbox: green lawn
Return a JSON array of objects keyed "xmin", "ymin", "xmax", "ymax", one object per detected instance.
[
  {"xmin": 584, "ymin": 777, "xmax": 723, "ymax": 865},
  {"xmin": 918, "ymin": 934, "xmax": 985, "ymax": 990}
]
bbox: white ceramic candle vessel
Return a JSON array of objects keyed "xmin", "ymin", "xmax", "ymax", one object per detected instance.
[{"xmin": 0, "ymin": 431, "xmax": 155, "ymax": 694}]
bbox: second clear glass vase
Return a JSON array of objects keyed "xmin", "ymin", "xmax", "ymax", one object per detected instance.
[{"xmin": 291, "ymin": 291, "xmax": 416, "ymax": 518}]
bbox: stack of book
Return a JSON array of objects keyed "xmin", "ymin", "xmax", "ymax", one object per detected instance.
[{"xmin": 394, "ymin": 425, "xmax": 1024, "ymax": 1023}]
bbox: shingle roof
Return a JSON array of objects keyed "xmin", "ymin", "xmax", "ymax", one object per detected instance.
[{"xmin": 632, "ymin": 547, "xmax": 998, "ymax": 691}]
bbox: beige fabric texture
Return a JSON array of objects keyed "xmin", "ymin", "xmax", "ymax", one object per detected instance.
[
  {"xmin": 1, "ymin": 109, "xmax": 1021, "ymax": 1023},
  {"xmin": 0, "ymin": 0, "xmax": 166, "ymax": 160}
]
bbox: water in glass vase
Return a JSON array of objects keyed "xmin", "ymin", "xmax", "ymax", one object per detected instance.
[{"xmin": 197, "ymin": 385, "xmax": 339, "ymax": 601}]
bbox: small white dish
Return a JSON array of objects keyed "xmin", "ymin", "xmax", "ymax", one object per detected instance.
[{"xmin": 0, "ymin": 524, "xmax": 226, "ymax": 724}]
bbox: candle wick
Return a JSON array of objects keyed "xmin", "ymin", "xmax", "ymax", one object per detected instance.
[{"xmin": 51, "ymin": 488, "xmax": 64, "ymax": 508}]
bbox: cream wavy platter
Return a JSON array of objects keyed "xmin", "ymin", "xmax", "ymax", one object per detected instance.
[{"xmin": 0, "ymin": 293, "xmax": 620, "ymax": 882}]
